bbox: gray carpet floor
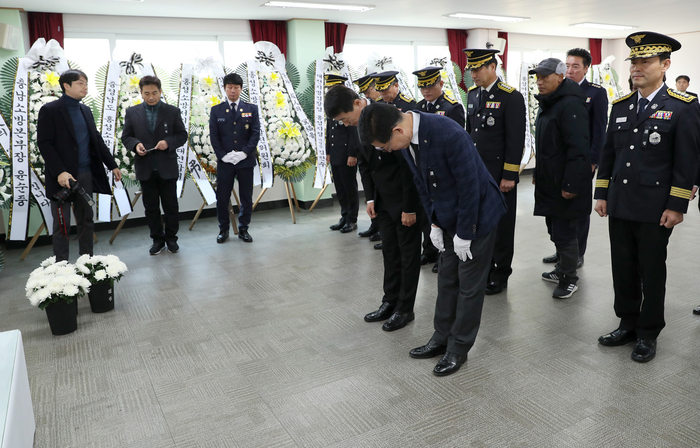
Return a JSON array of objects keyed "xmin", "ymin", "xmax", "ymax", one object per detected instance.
[{"xmin": 1, "ymin": 174, "xmax": 699, "ymax": 447}]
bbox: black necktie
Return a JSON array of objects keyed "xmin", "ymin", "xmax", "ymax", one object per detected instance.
[
  {"xmin": 479, "ymin": 89, "xmax": 487, "ymax": 110},
  {"xmin": 637, "ymin": 97, "xmax": 649, "ymax": 122},
  {"xmin": 410, "ymin": 142, "xmax": 422, "ymax": 176},
  {"xmin": 426, "ymin": 102, "xmax": 435, "ymax": 113}
]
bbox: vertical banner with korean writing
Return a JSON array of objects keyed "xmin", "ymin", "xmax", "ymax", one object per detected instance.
[
  {"xmin": 246, "ymin": 61, "xmax": 273, "ymax": 188},
  {"xmin": 9, "ymin": 58, "xmax": 30, "ymax": 241},
  {"xmin": 175, "ymin": 63, "xmax": 194, "ymax": 197},
  {"xmin": 520, "ymin": 62, "xmax": 534, "ymax": 168},
  {"xmin": 312, "ymin": 60, "xmax": 328, "ymax": 189}
]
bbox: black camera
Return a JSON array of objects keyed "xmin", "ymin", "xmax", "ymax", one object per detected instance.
[{"xmin": 53, "ymin": 179, "xmax": 95, "ymax": 206}]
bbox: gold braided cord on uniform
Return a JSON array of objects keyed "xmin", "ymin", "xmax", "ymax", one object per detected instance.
[
  {"xmin": 627, "ymin": 44, "xmax": 672, "ymax": 59},
  {"xmin": 417, "ymin": 72, "xmax": 441, "ymax": 87},
  {"xmin": 325, "ymin": 80, "xmax": 345, "ymax": 87},
  {"xmin": 497, "ymin": 82, "xmax": 515, "ymax": 93},
  {"xmin": 667, "ymin": 88, "xmax": 696, "ymax": 103},
  {"xmin": 596, "ymin": 179, "xmax": 609, "ymax": 188},
  {"xmin": 670, "ymin": 186, "xmax": 692, "ymax": 199},
  {"xmin": 374, "ymin": 77, "xmax": 397, "ymax": 91},
  {"xmin": 356, "ymin": 78, "xmax": 373, "ymax": 92},
  {"xmin": 466, "ymin": 58, "xmax": 492, "ymax": 70},
  {"xmin": 503, "ymin": 163, "xmax": 520, "ymax": 172},
  {"xmin": 613, "ymin": 91, "xmax": 635, "ymax": 105}
]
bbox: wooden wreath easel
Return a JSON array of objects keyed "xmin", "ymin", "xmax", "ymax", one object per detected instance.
[
  {"xmin": 252, "ymin": 175, "xmax": 299, "ymax": 224},
  {"xmin": 109, "ymin": 191, "xmax": 142, "ymax": 244},
  {"xmin": 309, "ymin": 184, "xmax": 329, "ymax": 212},
  {"xmin": 20, "ymin": 204, "xmax": 98, "ymax": 261},
  {"xmin": 189, "ymin": 181, "xmax": 240, "ymax": 235}
]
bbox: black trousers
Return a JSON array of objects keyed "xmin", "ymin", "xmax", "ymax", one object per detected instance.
[
  {"xmin": 421, "ymin": 204, "xmax": 439, "ymax": 258},
  {"xmin": 377, "ymin": 208, "xmax": 422, "ymax": 313},
  {"xmin": 431, "ymin": 228, "xmax": 497, "ymax": 355},
  {"xmin": 51, "ymin": 171, "xmax": 93, "ymax": 262},
  {"xmin": 489, "ymin": 185, "xmax": 517, "ymax": 283},
  {"xmin": 331, "ymin": 163, "xmax": 359, "ymax": 223},
  {"xmin": 577, "ymin": 168, "xmax": 596, "ymax": 257},
  {"xmin": 609, "ymin": 217, "xmax": 672, "ymax": 340},
  {"xmin": 545, "ymin": 217, "xmax": 579, "ymax": 282},
  {"xmin": 140, "ymin": 170, "xmax": 179, "ymax": 244},
  {"xmin": 216, "ymin": 163, "xmax": 253, "ymax": 230}
]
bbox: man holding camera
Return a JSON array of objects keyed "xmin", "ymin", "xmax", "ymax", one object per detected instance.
[
  {"xmin": 38, "ymin": 69, "xmax": 122, "ymax": 262},
  {"xmin": 122, "ymin": 76, "xmax": 188, "ymax": 255}
]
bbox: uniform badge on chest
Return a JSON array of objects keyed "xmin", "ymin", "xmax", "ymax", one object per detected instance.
[
  {"xmin": 649, "ymin": 131, "xmax": 661, "ymax": 145},
  {"xmin": 245, "ymin": 124, "xmax": 249, "ymax": 129},
  {"xmin": 486, "ymin": 116, "xmax": 495, "ymax": 126},
  {"xmin": 485, "ymin": 102, "xmax": 501, "ymax": 109}
]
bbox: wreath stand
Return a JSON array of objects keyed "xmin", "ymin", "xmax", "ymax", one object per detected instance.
[
  {"xmin": 20, "ymin": 205, "xmax": 98, "ymax": 261},
  {"xmin": 252, "ymin": 175, "xmax": 300, "ymax": 224},
  {"xmin": 308, "ymin": 184, "xmax": 329, "ymax": 212},
  {"xmin": 109, "ymin": 191, "xmax": 142, "ymax": 244},
  {"xmin": 189, "ymin": 182, "xmax": 240, "ymax": 235}
]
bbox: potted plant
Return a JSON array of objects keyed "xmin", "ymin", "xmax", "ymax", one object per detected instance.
[
  {"xmin": 25, "ymin": 256, "xmax": 91, "ymax": 335},
  {"xmin": 76, "ymin": 254, "xmax": 128, "ymax": 313}
]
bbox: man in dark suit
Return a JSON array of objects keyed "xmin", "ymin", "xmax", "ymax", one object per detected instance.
[
  {"xmin": 325, "ymin": 84, "xmax": 422, "ymax": 331},
  {"xmin": 121, "ymin": 75, "xmax": 188, "ymax": 255},
  {"xmin": 415, "ymin": 66, "xmax": 466, "ymax": 274},
  {"xmin": 543, "ymin": 48, "xmax": 609, "ymax": 268},
  {"xmin": 595, "ymin": 32, "xmax": 700, "ymax": 362},
  {"xmin": 209, "ymin": 73, "xmax": 260, "ymax": 243},
  {"xmin": 675, "ymin": 75, "xmax": 696, "ymax": 97},
  {"xmin": 325, "ymin": 74, "xmax": 359, "ymax": 234},
  {"xmin": 359, "ymin": 102, "xmax": 506, "ymax": 376},
  {"xmin": 465, "ymin": 50, "xmax": 526, "ymax": 295},
  {"xmin": 354, "ymin": 74, "xmax": 381, "ymax": 240},
  {"xmin": 37, "ymin": 69, "xmax": 122, "ymax": 261}
]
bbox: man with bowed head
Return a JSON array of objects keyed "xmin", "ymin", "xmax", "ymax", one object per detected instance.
[{"xmin": 209, "ymin": 73, "xmax": 260, "ymax": 244}]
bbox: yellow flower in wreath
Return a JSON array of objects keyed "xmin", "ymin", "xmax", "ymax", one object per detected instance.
[
  {"xmin": 270, "ymin": 73, "xmax": 280, "ymax": 81},
  {"xmin": 45, "ymin": 71, "xmax": 60, "ymax": 87},
  {"xmin": 275, "ymin": 91, "xmax": 286, "ymax": 108},
  {"xmin": 202, "ymin": 75, "xmax": 215, "ymax": 87},
  {"xmin": 210, "ymin": 95, "xmax": 222, "ymax": 107},
  {"xmin": 128, "ymin": 76, "xmax": 141, "ymax": 89},
  {"xmin": 278, "ymin": 121, "xmax": 301, "ymax": 139}
]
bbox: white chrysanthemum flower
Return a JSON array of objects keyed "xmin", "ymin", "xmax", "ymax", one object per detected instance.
[{"xmin": 94, "ymin": 270, "xmax": 108, "ymax": 281}]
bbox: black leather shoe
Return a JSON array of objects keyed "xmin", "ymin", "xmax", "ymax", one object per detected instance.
[
  {"xmin": 693, "ymin": 306, "xmax": 700, "ymax": 315},
  {"xmin": 358, "ymin": 225, "xmax": 379, "ymax": 238},
  {"xmin": 369, "ymin": 231, "xmax": 382, "ymax": 242},
  {"xmin": 631, "ymin": 338, "xmax": 656, "ymax": 363},
  {"xmin": 166, "ymin": 240, "xmax": 179, "ymax": 253},
  {"xmin": 577, "ymin": 256, "xmax": 584, "ymax": 269},
  {"xmin": 149, "ymin": 241, "xmax": 166, "ymax": 255},
  {"xmin": 216, "ymin": 230, "xmax": 229, "ymax": 244},
  {"xmin": 330, "ymin": 218, "xmax": 346, "ymax": 231},
  {"xmin": 433, "ymin": 351, "xmax": 467, "ymax": 376},
  {"xmin": 382, "ymin": 311, "xmax": 415, "ymax": 332},
  {"xmin": 542, "ymin": 253, "xmax": 558, "ymax": 263},
  {"xmin": 238, "ymin": 228, "xmax": 253, "ymax": 243},
  {"xmin": 485, "ymin": 280, "xmax": 507, "ymax": 295},
  {"xmin": 409, "ymin": 340, "xmax": 447, "ymax": 359},
  {"xmin": 374, "ymin": 243, "xmax": 383, "ymax": 250},
  {"xmin": 340, "ymin": 222, "xmax": 358, "ymax": 233},
  {"xmin": 364, "ymin": 302, "xmax": 395, "ymax": 322},
  {"xmin": 432, "ymin": 262, "xmax": 438, "ymax": 273},
  {"xmin": 420, "ymin": 254, "xmax": 438, "ymax": 265},
  {"xmin": 598, "ymin": 328, "xmax": 636, "ymax": 346}
]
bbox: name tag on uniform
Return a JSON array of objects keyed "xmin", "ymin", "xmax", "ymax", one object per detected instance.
[
  {"xmin": 650, "ymin": 111, "xmax": 673, "ymax": 120},
  {"xmin": 616, "ymin": 117, "xmax": 627, "ymax": 123},
  {"xmin": 242, "ymin": 112, "xmax": 252, "ymax": 117},
  {"xmin": 485, "ymin": 102, "xmax": 501, "ymax": 109},
  {"xmin": 468, "ymin": 103, "xmax": 474, "ymax": 109},
  {"xmin": 218, "ymin": 118, "xmax": 226, "ymax": 122},
  {"xmin": 436, "ymin": 111, "xmax": 445, "ymax": 115}
]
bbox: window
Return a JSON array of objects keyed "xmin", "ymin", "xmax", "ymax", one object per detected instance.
[
  {"xmin": 113, "ymin": 39, "xmax": 220, "ymax": 76},
  {"xmin": 64, "ymin": 38, "xmax": 111, "ymax": 95},
  {"xmin": 223, "ymin": 41, "xmax": 256, "ymax": 72}
]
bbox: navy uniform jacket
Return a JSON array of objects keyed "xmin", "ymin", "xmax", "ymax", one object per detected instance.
[
  {"xmin": 209, "ymin": 100, "xmax": 261, "ymax": 169},
  {"xmin": 326, "ymin": 119, "xmax": 356, "ymax": 166},
  {"xmin": 580, "ymin": 79, "xmax": 609, "ymax": 165},
  {"xmin": 401, "ymin": 112, "xmax": 506, "ymax": 240},
  {"xmin": 466, "ymin": 82, "xmax": 525, "ymax": 184},
  {"xmin": 416, "ymin": 92, "xmax": 465, "ymax": 129},
  {"xmin": 379, "ymin": 93, "xmax": 417, "ymax": 112},
  {"xmin": 595, "ymin": 85, "xmax": 700, "ymax": 223}
]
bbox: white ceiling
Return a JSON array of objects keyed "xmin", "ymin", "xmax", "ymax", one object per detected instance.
[{"xmin": 6, "ymin": 0, "xmax": 700, "ymax": 39}]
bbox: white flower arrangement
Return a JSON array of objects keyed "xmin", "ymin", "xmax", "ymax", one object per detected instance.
[
  {"xmin": 27, "ymin": 69, "xmax": 63, "ymax": 183},
  {"xmin": 0, "ymin": 160, "xmax": 10, "ymax": 207},
  {"xmin": 112, "ymin": 74, "xmax": 145, "ymax": 183},
  {"xmin": 527, "ymin": 65, "xmax": 540, "ymax": 137},
  {"xmin": 258, "ymin": 72, "xmax": 313, "ymax": 180},
  {"xmin": 25, "ymin": 256, "xmax": 91, "ymax": 310},
  {"xmin": 188, "ymin": 74, "xmax": 222, "ymax": 178},
  {"xmin": 76, "ymin": 254, "xmax": 128, "ymax": 285}
]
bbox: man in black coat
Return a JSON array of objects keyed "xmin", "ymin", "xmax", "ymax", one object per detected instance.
[
  {"xmin": 531, "ymin": 58, "xmax": 591, "ymax": 299},
  {"xmin": 121, "ymin": 76, "xmax": 188, "ymax": 255},
  {"xmin": 37, "ymin": 69, "xmax": 122, "ymax": 261}
]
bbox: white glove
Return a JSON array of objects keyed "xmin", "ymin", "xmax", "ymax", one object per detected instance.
[
  {"xmin": 230, "ymin": 151, "xmax": 247, "ymax": 165},
  {"xmin": 430, "ymin": 226, "xmax": 445, "ymax": 252},
  {"xmin": 222, "ymin": 151, "xmax": 236, "ymax": 164},
  {"xmin": 453, "ymin": 235, "xmax": 473, "ymax": 262}
]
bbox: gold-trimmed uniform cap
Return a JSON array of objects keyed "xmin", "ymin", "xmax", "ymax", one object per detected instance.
[
  {"xmin": 625, "ymin": 31, "xmax": 681, "ymax": 60},
  {"xmin": 412, "ymin": 66, "xmax": 442, "ymax": 87},
  {"xmin": 372, "ymin": 71, "xmax": 399, "ymax": 92},
  {"xmin": 463, "ymin": 48, "xmax": 500, "ymax": 70},
  {"xmin": 354, "ymin": 74, "xmax": 374, "ymax": 93},
  {"xmin": 324, "ymin": 74, "xmax": 347, "ymax": 87}
]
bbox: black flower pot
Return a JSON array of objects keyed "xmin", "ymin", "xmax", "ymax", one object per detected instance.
[
  {"xmin": 45, "ymin": 300, "xmax": 78, "ymax": 336},
  {"xmin": 88, "ymin": 280, "xmax": 115, "ymax": 313}
]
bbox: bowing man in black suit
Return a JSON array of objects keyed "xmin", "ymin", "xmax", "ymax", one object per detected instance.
[
  {"xmin": 122, "ymin": 76, "xmax": 188, "ymax": 255},
  {"xmin": 37, "ymin": 69, "xmax": 122, "ymax": 262},
  {"xmin": 209, "ymin": 73, "xmax": 260, "ymax": 244}
]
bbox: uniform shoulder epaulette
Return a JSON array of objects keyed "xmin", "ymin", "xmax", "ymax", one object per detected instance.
[
  {"xmin": 443, "ymin": 94, "xmax": 458, "ymax": 104},
  {"xmin": 668, "ymin": 88, "xmax": 696, "ymax": 103},
  {"xmin": 468, "ymin": 85, "xmax": 478, "ymax": 92},
  {"xmin": 399, "ymin": 93, "xmax": 414, "ymax": 103},
  {"xmin": 590, "ymin": 83, "xmax": 604, "ymax": 89},
  {"xmin": 612, "ymin": 91, "xmax": 635, "ymax": 105},
  {"xmin": 497, "ymin": 82, "xmax": 515, "ymax": 93}
]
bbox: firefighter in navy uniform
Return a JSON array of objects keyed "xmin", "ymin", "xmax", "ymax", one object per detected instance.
[
  {"xmin": 373, "ymin": 71, "xmax": 417, "ymax": 112},
  {"xmin": 325, "ymin": 74, "xmax": 360, "ymax": 234},
  {"xmin": 413, "ymin": 66, "xmax": 466, "ymax": 273},
  {"xmin": 464, "ymin": 49, "xmax": 526, "ymax": 295},
  {"xmin": 595, "ymin": 32, "xmax": 700, "ymax": 363}
]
